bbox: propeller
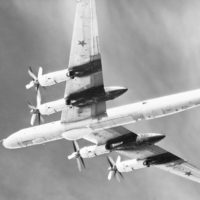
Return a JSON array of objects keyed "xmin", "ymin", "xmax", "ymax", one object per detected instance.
[
  {"xmin": 26, "ymin": 66, "xmax": 43, "ymax": 90},
  {"xmin": 107, "ymin": 156, "xmax": 124, "ymax": 182},
  {"xmin": 68, "ymin": 141, "xmax": 86, "ymax": 171},
  {"xmin": 28, "ymin": 89, "xmax": 44, "ymax": 126}
]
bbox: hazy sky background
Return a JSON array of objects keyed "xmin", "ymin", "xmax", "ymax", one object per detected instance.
[{"xmin": 1, "ymin": 0, "xmax": 200, "ymax": 199}]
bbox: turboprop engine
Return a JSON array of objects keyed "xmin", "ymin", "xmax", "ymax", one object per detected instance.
[
  {"xmin": 26, "ymin": 66, "xmax": 69, "ymax": 90},
  {"xmin": 68, "ymin": 142, "xmax": 110, "ymax": 171},
  {"xmin": 107, "ymin": 156, "xmax": 147, "ymax": 181},
  {"xmin": 28, "ymin": 95, "xmax": 66, "ymax": 125}
]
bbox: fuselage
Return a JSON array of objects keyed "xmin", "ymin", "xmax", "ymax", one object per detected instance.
[{"xmin": 3, "ymin": 88, "xmax": 200, "ymax": 149}]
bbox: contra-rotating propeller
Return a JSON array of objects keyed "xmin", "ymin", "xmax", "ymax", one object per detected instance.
[
  {"xmin": 107, "ymin": 156, "xmax": 124, "ymax": 182},
  {"xmin": 28, "ymin": 89, "xmax": 44, "ymax": 126},
  {"xmin": 68, "ymin": 141, "xmax": 86, "ymax": 171},
  {"xmin": 26, "ymin": 66, "xmax": 43, "ymax": 90}
]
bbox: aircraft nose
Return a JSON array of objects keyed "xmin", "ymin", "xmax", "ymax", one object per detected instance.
[
  {"xmin": 2, "ymin": 137, "xmax": 19, "ymax": 149},
  {"xmin": 2, "ymin": 138, "xmax": 12, "ymax": 149},
  {"xmin": 2, "ymin": 138, "xmax": 9, "ymax": 149}
]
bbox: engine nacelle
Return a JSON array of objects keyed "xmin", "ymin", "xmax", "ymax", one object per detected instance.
[
  {"xmin": 39, "ymin": 69, "xmax": 69, "ymax": 87},
  {"xmin": 38, "ymin": 99, "xmax": 65, "ymax": 115},
  {"xmin": 116, "ymin": 159, "xmax": 147, "ymax": 173},
  {"xmin": 80, "ymin": 145, "xmax": 109, "ymax": 158},
  {"xmin": 68, "ymin": 145, "xmax": 110, "ymax": 159}
]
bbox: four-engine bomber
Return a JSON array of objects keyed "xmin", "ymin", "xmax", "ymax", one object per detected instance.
[{"xmin": 3, "ymin": 0, "xmax": 200, "ymax": 185}]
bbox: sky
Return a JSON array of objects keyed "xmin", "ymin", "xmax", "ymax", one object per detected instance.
[{"xmin": 1, "ymin": 0, "xmax": 200, "ymax": 199}]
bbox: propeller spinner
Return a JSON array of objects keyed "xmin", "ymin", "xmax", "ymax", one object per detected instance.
[
  {"xmin": 28, "ymin": 89, "xmax": 44, "ymax": 126},
  {"xmin": 26, "ymin": 66, "xmax": 43, "ymax": 90},
  {"xmin": 107, "ymin": 156, "xmax": 124, "ymax": 182}
]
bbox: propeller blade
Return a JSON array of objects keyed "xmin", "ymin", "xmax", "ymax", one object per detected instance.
[
  {"xmin": 107, "ymin": 156, "xmax": 124, "ymax": 182},
  {"xmin": 36, "ymin": 89, "xmax": 42, "ymax": 106},
  {"xmin": 107, "ymin": 156, "xmax": 115, "ymax": 167},
  {"xmin": 74, "ymin": 140, "xmax": 80, "ymax": 152},
  {"xmin": 72, "ymin": 141, "xmax": 77, "ymax": 152},
  {"xmin": 25, "ymin": 81, "xmax": 34, "ymax": 90},
  {"xmin": 116, "ymin": 171, "xmax": 124, "ymax": 182},
  {"xmin": 27, "ymin": 101, "xmax": 35, "ymax": 110},
  {"xmin": 116, "ymin": 172, "xmax": 121, "ymax": 182},
  {"xmin": 38, "ymin": 67, "xmax": 43, "ymax": 78},
  {"xmin": 35, "ymin": 84, "xmax": 39, "ymax": 91},
  {"xmin": 76, "ymin": 158, "xmax": 82, "ymax": 172},
  {"xmin": 31, "ymin": 114, "xmax": 37, "ymax": 126},
  {"xmin": 26, "ymin": 67, "xmax": 43, "ymax": 90},
  {"xmin": 108, "ymin": 170, "xmax": 115, "ymax": 181},
  {"xmin": 80, "ymin": 156, "xmax": 86, "ymax": 169},
  {"xmin": 118, "ymin": 171, "xmax": 124, "ymax": 179},
  {"xmin": 116, "ymin": 156, "xmax": 121, "ymax": 164},
  {"xmin": 71, "ymin": 141, "xmax": 86, "ymax": 171},
  {"xmin": 37, "ymin": 113, "xmax": 44, "ymax": 125},
  {"xmin": 40, "ymin": 115, "xmax": 45, "ymax": 123},
  {"xmin": 38, "ymin": 113, "xmax": 41, "ymax": 125},
  {"xmin": 28, "ymin": 66, "xmax": 37, "ymax": 80}
]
